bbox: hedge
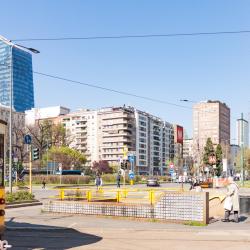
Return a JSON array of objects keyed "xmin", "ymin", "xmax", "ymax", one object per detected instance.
[
  {"xmin": 24, "ymin": 175, "xmax": 92, "ymax": 185},
  {"xmin": 6, "ymin": 191, "xmax": 35, "ymax": 203}
]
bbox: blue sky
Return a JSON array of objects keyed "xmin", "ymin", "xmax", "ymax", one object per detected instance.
[{"xmin": 1, "ymin": 0, "xmax": 250, "ymax": 138}]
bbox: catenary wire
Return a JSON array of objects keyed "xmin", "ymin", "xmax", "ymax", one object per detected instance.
[
  {"xmin": 33, "ymin": 71, "xmax": 191, "ymax": 110},
  {"xmin": 11, "ymin": 30, "xmax": 250, "ymax": 42},
  {"xmin": 0, "ymin": 63, "xmax": 241, "ymax": 121},
  {"xmin": 33, "ymin": 71, "xmax": 240, "ymax": 121}
]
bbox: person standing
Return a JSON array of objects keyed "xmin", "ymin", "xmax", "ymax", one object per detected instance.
[
  {"xmin": 222, "ymin": 177, "xmax": 240, "ymax": 223},
  {"xmin": 42, "ymin": 179, "xmax": 46, "ymax": 189},
  {"xmin": 95, "ymin": 175, "xmax": 102, "ymax": 190}
]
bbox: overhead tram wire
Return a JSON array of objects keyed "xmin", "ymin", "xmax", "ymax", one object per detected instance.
[
  {"xmin": 0, "ymin": 63, "xmax": 241, "ymax": 120},
  {"xmin": 11, "ymin": 30, "xmax": 250, "ymax": 42},
  {"xmin": 32, "ymin": 71, "xmax": 243, "ymax": 120},
  {"xmin": 33, "ymin": 71, "xmax": 192, "ymax": 110}
]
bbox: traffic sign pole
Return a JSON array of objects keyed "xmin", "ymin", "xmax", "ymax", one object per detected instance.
[{"xmin": 29, "ymin": 145, "xmax": 32, "ymax": 194}]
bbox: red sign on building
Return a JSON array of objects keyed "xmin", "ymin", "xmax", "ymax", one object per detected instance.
[{"xmin": 176, "ymin": 125, "xmax": 184, "ymax": 144}]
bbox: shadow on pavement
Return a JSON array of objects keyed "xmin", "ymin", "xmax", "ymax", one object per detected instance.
[
  {"xmin": 4, "ymin": 220, "xmax": 102, "ymax": 250},
  {"xmin": 239, "ymin": 215, "xmax": 248, "ymax": 222}
]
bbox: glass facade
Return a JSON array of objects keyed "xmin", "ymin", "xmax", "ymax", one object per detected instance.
[{"xmin": 0, "ymin": 38, "xmax": 34, "ymax": 112}]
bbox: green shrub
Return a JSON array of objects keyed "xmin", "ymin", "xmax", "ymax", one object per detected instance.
[
  {"xmin": 24, "ymin": 175, "xmax": 92, "ymax": 185},
  {"xmin": 6, "ymin": 191, "xmax": 34, "ymax": 203},
  {"xmin": 101, "ymin": 174, "xmax": 116, "ymax": 183},
  {"xmin": 184, "ymin": 221, "xmax": 207, "ymax": 227},
  {"xmin": 158, "ymin": 176, "xmax": 171, "ymax": 182}
]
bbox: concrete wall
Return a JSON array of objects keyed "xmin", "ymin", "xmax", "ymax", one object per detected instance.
[{"xmin": 44, "ymin": 192, "xmax": 209, "ymax": 224}]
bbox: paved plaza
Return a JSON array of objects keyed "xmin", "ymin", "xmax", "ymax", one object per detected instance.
[{"xmin": 4, "ymin": 203, "xmax": 250, "ymax": 250}]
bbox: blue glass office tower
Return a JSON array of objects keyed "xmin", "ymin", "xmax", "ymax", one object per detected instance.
[{"xmin": 0, "ymin": 36, "xmax": 34, "ymax": 112}]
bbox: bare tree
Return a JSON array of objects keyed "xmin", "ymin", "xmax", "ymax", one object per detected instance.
[
  {"xmin": 12, "ymin": 125, "xmax": 29, "ymax": 165},
  {"xmin": 26, "ymin": 120, "xmax": 68, "ymax": 167}
]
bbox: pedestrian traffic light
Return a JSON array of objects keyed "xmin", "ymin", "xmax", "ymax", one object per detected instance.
[
  {"xmin": 121, "ymin": 160, "xmax": 128, "ymax": 170},
  {"xmin": 0, "ymin": 191, "xmax": 5, "ymax": 236},
  {"xmin": 32, "ymin": 148, "xmax": 39, "ymax": 161},
  {"xmin": 124, "ymin": 161, "xmax": 128, "ymax": 170},
  {"xmin": 121, "ymin": 161, "xmax": 125, "ymax": 170}
]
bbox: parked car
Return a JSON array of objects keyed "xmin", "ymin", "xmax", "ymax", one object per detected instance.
[{"xmin": 146, "ymin": 177, "xmax": 160, "ymax": 187}]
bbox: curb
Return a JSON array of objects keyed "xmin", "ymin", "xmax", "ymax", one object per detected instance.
[
  {"xmin": 6, "ymin": 226, "xmax": 70, "ymax": 232},
  {"xmin": 6, "ymin": 201, "xmax": 42, "ymax": 209}
]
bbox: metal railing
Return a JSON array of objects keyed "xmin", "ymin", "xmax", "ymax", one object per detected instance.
[{"xmin": 51, "ymin": 186, "xmax": 185, "ymax": 205}]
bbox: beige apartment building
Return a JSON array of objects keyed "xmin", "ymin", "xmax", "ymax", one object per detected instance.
[
  {"xmin": 193, "ymin": 100, "xmax": 230, "ymax": 156},
  {"xmin": 61, "ymin": 109, "xmax": 99, "ymax": 166},
  {"xmin": 98, "ymin": 107, "xmax": 136, "ymax": 166}
]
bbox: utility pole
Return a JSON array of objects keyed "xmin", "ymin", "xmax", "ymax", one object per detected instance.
[{"xmin": 240, "ymin": 113, "xmax": 244, "ymax": 187}]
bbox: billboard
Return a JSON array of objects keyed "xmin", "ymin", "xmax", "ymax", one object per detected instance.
[{"xmin": 176, "ymin": 125, "xmax": 184, "ymax": 144}]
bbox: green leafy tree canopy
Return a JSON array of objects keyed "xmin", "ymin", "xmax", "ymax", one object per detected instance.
[{"xmin": 45, "ymin": 146, "xmax": 86, "ymax": 170}]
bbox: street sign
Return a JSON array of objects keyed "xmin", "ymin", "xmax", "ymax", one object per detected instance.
[
  {"xmin": 169, "ymin": 163, "xmax": 174, "ymax": 169},
  {"xmin": 129, "ymin": 172, "xmax": 135, "ymax": 180},
  {"xmin": 209, "ymin": 155, "xmax": 216, "ymax": 165},
  {"xmin": 169, "ymin": 168, "xmax": 174, "ymax": 174},
  {"xmin": 24, "ymin": 134, "xmax": 32, "ymax": 145},
  {"xmin": 128, "ymin": 155, "xmax": 135, "ymax": 163}
]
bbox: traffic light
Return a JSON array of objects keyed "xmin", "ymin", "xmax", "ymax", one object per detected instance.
[
  {"xmin": 32, "ymin": 148, "xmax": 40, "ymax": 161},
  {"xmin": 121, "ymin": 160, "xmax": 128, "ymax": 170},
  {"xmin": 0, "ymin": 191, "xmax": 5, "ymax": 236}
]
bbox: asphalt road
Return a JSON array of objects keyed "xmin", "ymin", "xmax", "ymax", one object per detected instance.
[{"xmin": 4, "ymin": 205, "xmax": 250, "ymax": 250}]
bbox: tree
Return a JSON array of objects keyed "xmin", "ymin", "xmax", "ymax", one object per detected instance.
[
  {"xmin": 203, "ymin": 138, "xmax": 215, "ymax": 165},
  {"xmin": 92, "ymin": 161, "xmax": 113, "ymax": 175},
  {"xmin": 27, "ymin": 120, "xmax": 68, "ymax": 167},
  {"xmin": 235, "ymin": 148, "xmax": 250, "ymax": 174},
  {"xmin": 45, "ymin": 146, "xmax": 87, "ymax": 171},
  {"xmin": 215, "ymin": 144, "xmax": 223, "ymax": 177},
  {"xmin": 12, "ymin": 125, "xmax": 29, "ymax": 167}
]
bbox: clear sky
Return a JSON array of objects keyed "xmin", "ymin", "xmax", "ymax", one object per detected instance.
[{"xmin": 1, "ymin": 0, "xmax": 250, "ymax": 139}]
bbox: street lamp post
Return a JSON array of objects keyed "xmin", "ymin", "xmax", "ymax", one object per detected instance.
[
  {"xmin": 8, "ymin": 41, "xmax": 39, "ymax": 193},
  {"xmin": 9, "ymin": 45, "xmax": 13, "ymax": 193},
  {"xmin": 240, "ymin": 113, "xmax": 244, "ymax": 187}
]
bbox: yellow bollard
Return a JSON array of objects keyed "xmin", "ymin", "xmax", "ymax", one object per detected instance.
[
  {"xmin": 98, "ymin": 187, "xmax": 104, "ymax": 194},
  {"xmin": 149, "ymin": 190, "xmax": 155, "ymax": 205},
  {"xmin": 130, "ymin": 180, "xmax": 134, "ymax": 186},
  {"xmin": 60, "ymin": 189, "xmax": 65, "ymax": 200},
  {"xmin": 122, "ymin": 189, "xmax": 128, "ymax": 198},
  {"xmin": 116, "ymin": 191, "xmax": 121, "ymax": 203},
  {"xmin": 86, "ymin": 190, "xmax": 92, "ymax": 202}
]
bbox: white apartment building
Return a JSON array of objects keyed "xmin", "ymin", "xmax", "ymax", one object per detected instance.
[
  {"xmin": 183, "ymin": 139, "xmax": 193, "ymax": 159},
  {"xmin": 135, "ymin": 109, "xmax": 174, "ymax": 175},
  {"xmin": 31, "ymin": 105, "xmax": 179, "ymax": 175},
  {"xmin": 236, "ymin": 115, "xmax": 249, "ymax": 148},
  {"xmin": 61, "ymin": 109, "xmax": 99, "ymax": 166}
]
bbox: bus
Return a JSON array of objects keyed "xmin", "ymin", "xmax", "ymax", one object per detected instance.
[{"xmin": 55, "ymin": 170, "xmax": 82, "ymax": 175}]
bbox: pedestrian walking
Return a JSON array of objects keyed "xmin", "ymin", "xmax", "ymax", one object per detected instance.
[
  {"xmin": 42, "ymin": 179, "xmax": 46, "ymax": 189},
  {"xmin": 95, "ymin": 175, "xmax": 103, "ymax": 190},
  {"xmin": 222, "ymin": 176, "xmax": 240, "ymax": 223},
  {"xmin": 116, "ymin": 174, "xmax": 121, "ymax": 188}
]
